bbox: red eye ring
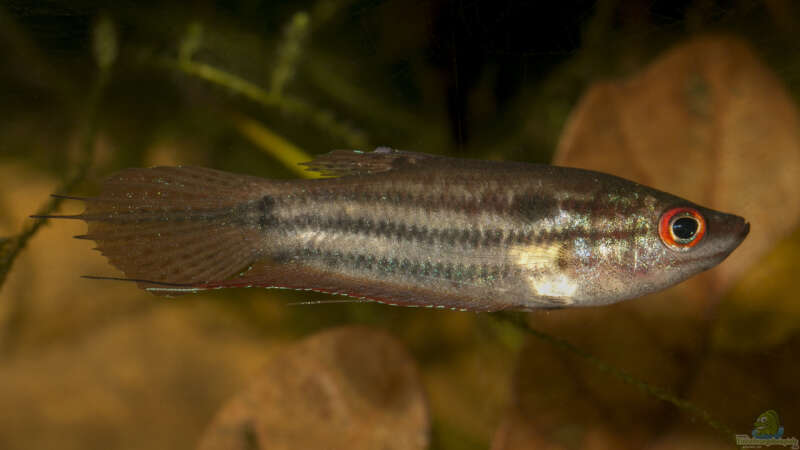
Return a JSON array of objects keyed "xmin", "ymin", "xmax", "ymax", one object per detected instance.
[{"xmin": 659, "ymin": 207, "xmax": 706, "ymax": 250}]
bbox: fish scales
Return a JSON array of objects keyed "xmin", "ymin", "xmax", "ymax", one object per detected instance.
[
  {"xmin": 263, "ymin": 172, "xmax": 542, "ymax": 310},
  {"xmin": 38, "ymin": 149, "xmax": 749, "ymax": 311}
]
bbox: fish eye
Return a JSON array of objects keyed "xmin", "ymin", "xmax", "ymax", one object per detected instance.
[
  {"xmin": 659, "ymin": 207, "xmax": 706, "ymax": 250},
  {"xmin": 672, "ymin": 217, "xmax": 698, "ymax": 240}
]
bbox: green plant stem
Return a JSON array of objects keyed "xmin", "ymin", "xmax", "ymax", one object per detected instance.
[
  {"xmin": 0, "ymin": 69, "xmax": 109, "ymax": 294},
  {"xmin": 491, "ymin": 311, "xmax": 736, "ymax": 442},
  {"xmin": 232, "ymin": 114, "xmax": 320, "ymax": 178},
  {"xmin": 270, "ymin": 11, "xmax": 310, "ymax": 97},
  {"xmin": 303, "ymin": 52, "xmax": 442, "ymax": 138},
  {"xmin": 160, "ymin": 57, "xmax": 368, "ymax": 149}
]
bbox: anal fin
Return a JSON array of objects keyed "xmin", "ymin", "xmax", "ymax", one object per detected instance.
[{"xmin": 176, "ymin": 261, "xmax": 502, "ymax": 311}]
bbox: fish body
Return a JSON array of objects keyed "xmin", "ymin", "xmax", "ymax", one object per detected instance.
[{"xmin": 45, "ymin": 149, "xmax": 749, "ymax": 311}]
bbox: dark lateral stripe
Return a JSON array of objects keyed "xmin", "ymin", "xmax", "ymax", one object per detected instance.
[
  {"xmin": 76, "ymin": 198, "xmax": 274, "ymax": 227},
  {"xmin": 280, "ymin": 189, "xmax": 586, "ymax": 219},
  {"xmin": 269, "ymin": 212, "xmax": 646, "ymax": 249},
  {"xmin": 288, "ymin": 247, "xmax": 519, "ymax": 285},
  {"xmin": 274, "ymin": 213, "xmax": 529, "ymax": 248},
  {"xmin": 287, "ymin": 189, "xmax": 497, "ymax": 212},
  {"xmin": 72, "ymin": 210, "xmax": 234, "ymax": 223}
]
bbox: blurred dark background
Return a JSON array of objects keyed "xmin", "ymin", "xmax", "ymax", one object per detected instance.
[
  {"xmin": 1, "ymin": 1, "xmax": 799, "ymax": 449},
  {"xmin": 4, "ymin": 0, "xmax": 797, "ymax": 171}
]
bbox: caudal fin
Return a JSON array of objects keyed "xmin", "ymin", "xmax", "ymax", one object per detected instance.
[{"xmin": 52, "ymin": 166, "xmax": 275, "ymax": 294}]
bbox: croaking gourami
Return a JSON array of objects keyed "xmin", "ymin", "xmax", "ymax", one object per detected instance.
[{"xmin": 36, "ymin": 148, "xmax": 749, "ymax": 311}]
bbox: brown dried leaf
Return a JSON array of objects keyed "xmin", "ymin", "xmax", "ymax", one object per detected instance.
[
  {"xmin": 197, "ymin": 326, "xmax": 429, "ymax": 450},
  {"xmin": 495, "ymin": 35, "xmax": 800, "ymax": 449},
  {"xmin": 0, "ymin": 304, "xmax": 274, "ymax": 450},
  {"xmin": 554, "ymin": 35, "xmax": 800, "ymax": 296},
  {"xmin": 491, "ymin": 310, "xmax": 684, "ymax": 450},
  {"xmin": 712, "ymin": 227, "xmax": 800, "ymax": 351}
]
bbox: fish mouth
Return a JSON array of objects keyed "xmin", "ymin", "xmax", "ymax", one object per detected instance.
[
  {"xmin": 715, "ymin": 218, "xmax": 749, "ymax": 257},
  {"xmin": 715, "ymin": 213, "xmax": 750, "ymax": 249},
  {"xmin": 724, "ymin": 214, "xmax": 750, "ymax": 242},
  {"xmin": 710, "ymin": 217, "xmax": 749, "ymax": 264},
  {"xmin": 684, "ymin": 216, "xmax": 749, "ymax": 269}
]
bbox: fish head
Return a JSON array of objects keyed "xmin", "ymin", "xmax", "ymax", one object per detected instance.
[
  {"xmin": 607, "ymin": 197, "xmax": 748, "ymax": 303},
  {"xmin": 643, "ymin": 200, "xmax": 748, "ymax": 288},
  {"xmin": 658, "ymin": 203, "xmax": 749, "ymax": 272},
  {"xmin": 555, "ymin": 187, "xmax": 749, "ymax": 306}
]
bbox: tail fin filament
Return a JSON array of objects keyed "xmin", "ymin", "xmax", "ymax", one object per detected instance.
[{"xmin": 51, "ymin": 166, "xmax": 275, "ymax": 294}]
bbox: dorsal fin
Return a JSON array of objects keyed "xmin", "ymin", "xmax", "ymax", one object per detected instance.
[{"xmin": 300, "ymin": 147, "xmax": 443, "ymax": 177}]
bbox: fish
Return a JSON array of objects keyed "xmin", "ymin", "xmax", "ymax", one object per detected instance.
[
  {"xmin": 752, "ymin": 410, "xmax": 784, "ymax": 438},
  {"xmin": 34, "ymin": 148, "xmax": 749, "ymax": 311}
]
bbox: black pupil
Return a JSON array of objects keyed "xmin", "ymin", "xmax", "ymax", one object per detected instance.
[{"xmin": 672, "ymin": 217, "xmax": 699, "ymax": 240}]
